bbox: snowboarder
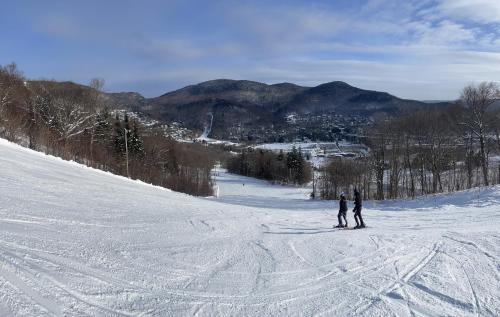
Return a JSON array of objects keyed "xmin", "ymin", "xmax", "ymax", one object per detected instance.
[
  {"xmin": 353, "ymin": 188, "xmax": 365, "ymax": 229},
  {"xmin": 335, "ymin": 193, "xmax": 348, "ymax": 228}
]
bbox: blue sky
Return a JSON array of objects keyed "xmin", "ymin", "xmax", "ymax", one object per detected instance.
[{"xmin": 1, "ymin": 0, "xmax": 499, "ymax": 99}]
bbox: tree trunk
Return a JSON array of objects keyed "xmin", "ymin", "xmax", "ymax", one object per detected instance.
[
  {"xmin": 498, "ymin": 165, "xmax": 500, "ymax": 185},
  {"xmin": 479, "ymin": 133, "xmax": 489, "ymax": 186},
  {"xmin": 496, "ymin": 128, "xmax": 500, "ymax": 153},
  {"xmin": 90, "ymin": 128, "xmax": 95, "ymax": 166},
  {"xmin": 405, "ymin": 139, "xmax": 415, "ymax": 198}
]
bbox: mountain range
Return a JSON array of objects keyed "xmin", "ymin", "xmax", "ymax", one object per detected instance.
[
  {"xmin": 30, "ymin": 79, "xmax": 449, "ymax": 141},
  {"xmin": 106, "ymin": 79, "xmax": 448, "ymax": 140}
]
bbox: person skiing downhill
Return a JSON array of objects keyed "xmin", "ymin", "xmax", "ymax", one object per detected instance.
[
  {"xmin": 353, "ymin": 188, "xmax": 365, "ymax": 229},
  {"xmin": 335, "ymin": 193, "xmax": 348, "ymax": 228}
]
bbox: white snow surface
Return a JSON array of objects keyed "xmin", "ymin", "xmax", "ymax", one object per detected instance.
[{"xmin": 0, "ymin": 138, "xmax": 499, "ymax": 316}]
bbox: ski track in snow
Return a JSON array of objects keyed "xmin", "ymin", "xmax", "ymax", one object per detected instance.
[{"xmin": 0, "ymin": 138, "xmax": 499, "ymax": 316}]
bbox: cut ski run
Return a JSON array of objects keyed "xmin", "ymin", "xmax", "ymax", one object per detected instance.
[{"xmin": 0, "ymin": 138, "xmax": 499, "ymax": 317}]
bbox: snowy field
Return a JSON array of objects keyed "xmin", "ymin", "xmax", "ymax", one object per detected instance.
[
  {"xmin": 254, "ymin": 141, "xmax": 340, "ymax": 151},
  {"xmin": 253, "ymin": 141, "xmax": 367, "ymax": 153},
  {"xmin": 0, "ymin": 138, "xmax": 499, "ymax": 316},
  {"xmin": 253, "ymin": 141, "xmax": 368, "ymax": 167}
]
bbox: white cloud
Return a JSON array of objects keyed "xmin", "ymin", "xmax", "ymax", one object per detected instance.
[
  {"xmin": 128, "ymin": 37, "xmax": 205, "ymax": 61},
  {"xmin": 436, "ymin": 0, "xmax": 500, "ymax": 24},
  {"xmin": 223, "ymin": 5, "xmax": 346, "ymax": 55},
  {"xmin": 408, "ymin": 20, "xmax": 477, "ymax": 45},
  {"xmin": 103, "ymin": 44, "xmax": 500, "ymax": 100},
  {"xmin": 23, "ymin": 1, "xmax": 500, "ymax": 100}
]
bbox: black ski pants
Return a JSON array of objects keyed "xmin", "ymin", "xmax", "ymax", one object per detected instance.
[
  {"xmin": 353, "ymin": 206, "xmax": 365, "ymax": 226},
  {"xmin": 338, "ymin": 211, "xmax": 347, "ymax": 226}
]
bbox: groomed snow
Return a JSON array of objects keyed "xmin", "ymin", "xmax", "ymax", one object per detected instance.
[{"xmin": 0, "ymin": 138, "xmax": 499, "ymax": 316}]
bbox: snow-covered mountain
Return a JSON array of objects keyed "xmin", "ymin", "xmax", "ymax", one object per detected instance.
[{"xmin": 0, "ymin": 138, "xmax": 499, "ymax": 316}]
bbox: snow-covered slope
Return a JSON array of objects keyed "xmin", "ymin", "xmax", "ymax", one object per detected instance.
[{"xmin": 0, "ymin": 138, "xmax": 499, "ymax": 316}]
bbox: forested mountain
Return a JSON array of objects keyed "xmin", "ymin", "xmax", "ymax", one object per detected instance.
[
  {"xmin": 149, "ymin": 79, "xmax": 444, "ymax": 121},
  {"xmin": 105, "ymin": 79, "xmax": 449, "ymax": 141},
  {"xmin": 28, "ymin": 79, "xmax": 449, "ymax": 142}
]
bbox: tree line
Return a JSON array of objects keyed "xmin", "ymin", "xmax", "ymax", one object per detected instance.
[
  {"xmin": 319, "ymin": 82, "xmax": 500, "ymax": 200},
  {"xmin": 2, "ymin": 63, "xmax": 498, "ymax": 200},
  {"xmin": 226, "ymin": 147, "xmax": 312, "ymax": 185},
  {"xmin": 0, "ymin": 63, "xmax": 215, "ymax": 196}
]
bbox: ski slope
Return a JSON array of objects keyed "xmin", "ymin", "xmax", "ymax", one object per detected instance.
[{"xmin": 0, "ymin": 138, "xmax": 499, "ymax": 316}]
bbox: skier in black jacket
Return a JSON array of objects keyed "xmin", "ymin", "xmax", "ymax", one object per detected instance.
[
  {"xmin": 336, "ymin": 193, "xmax": 348, "ymax": 228},
  {"xmin": 353, "ymin": 188, "xmax": 365, "ymax": 229}
]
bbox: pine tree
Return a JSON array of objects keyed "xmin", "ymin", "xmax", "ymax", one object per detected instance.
[
  {"xmin": 286, "ymin": 146, "xmax": 300, "ymax": 183},
  {"xmin": 129, "ymin": 120, "xmax": 144, "ymax": 158},
  {"xmin": 240, "ymin": 150, "xmax": 250, "ymax": 175},
  {"xmin": 297, "ymin": 148, "xmax": 311, "ymax": 185},
  {"xmin": 297, "ymin": 148, "xmax": 305, "ymax": 184},
  {"xmin": 277, "ymin": 149, "xmax": 284, "ymax": 161},
  {"xmin": 113, "ymin": 113, "xmax": 126, "ymax": 158},
  {"xmin": 94, "ymin": 109, "xmax": 112, "ymax": 146}
]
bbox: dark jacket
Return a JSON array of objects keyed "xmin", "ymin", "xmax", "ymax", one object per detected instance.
[
  {"xmin": 354, "ymin": 191, "xmax": 362, "ymax": 208},
  {"xmin": 339, "ymin": 198, "xmax": 348, "ymax": 212}
]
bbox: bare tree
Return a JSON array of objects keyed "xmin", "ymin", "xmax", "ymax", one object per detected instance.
[
  {"xmin": 0, "ymin": 63, "xmax": 22, "ymax": 111},
  {"xmin": 494, "ymin": 108, "xmax": 500, "ymax": 153},
  {"xmin": 459, "ymin": 82, "xmax": 500, "ymax": 186},
  {"xmin": 88, "ymin": 78, "xmax": 106, "ymax": 164},
  {"xmin": 28, "ymin": 81, "xmax": 95, "ymax": 157},
  {"xmin": 0, "ymin": 63, "xmax": 32, "ymax": 141},
  {"xmin": 368, "ymin": 122, "xmax": 387, "ymax": 200}
]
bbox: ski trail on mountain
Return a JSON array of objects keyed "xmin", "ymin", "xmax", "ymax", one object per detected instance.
[{"xmin": 0, "ymin": 138, "xmax": 499, "ymax": 316}]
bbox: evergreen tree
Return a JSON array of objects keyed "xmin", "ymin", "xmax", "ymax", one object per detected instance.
[
  {"xmin": 94, "ymin": 109, "xmax": 112, "ymax": 146},
  {"xmin": 113, "ymin": 113, "xmax": 126, "ymax": 159},
  {"xmin": 277, "ymin": 149, "xmax": 284, "ymax": 161},
  {"xmin": 240, "ymin": 150, "xmax": 250, "ymax": 175},
  {"xmin": 297, "ymin": 148, "xmax": 310, "ymax": 185},
  {"xmin": 113, "ymin": 113, "xmax": 141, "ymax": 159},
  {"xmin": 286, "ymin": 146, "xmax": 300, "ymax": 183},
  {"xmin": 129, "ymin": 120, "xmax": 145, "ymax": 158}
]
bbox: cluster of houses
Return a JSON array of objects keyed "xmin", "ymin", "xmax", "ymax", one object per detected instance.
[{"xmin": 221, "ymin": 111, "xmax": 373, "ymax": 144}]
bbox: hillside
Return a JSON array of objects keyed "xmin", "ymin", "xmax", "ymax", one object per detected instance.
[
  {"xmin": 150, "ymin": 79, "xmax": 307, "ymax": 108},
  {"xmin": 0, "ymin": 138, "xmax": 499, "ymax": 316},
  {"xmin": 149, "ymin": 79, "xmax": 431, "ymax": 114},
  {"xmin": 27, "ymin": 80, "xmax": 148, "ymax": 113},
  {"xmin": 145, "ymin": 80, "xmax": 442, "ymax": 139},
  {"xmin": 105, "ymin": 92, "xmax": 147, "ymax": 112},
  {"xmin": 284, "ymin": 81, "xmax": 427, "ymax": 114},
  {"xmin": 26, "ymin": 79, "xmax": 448, "ymax": 142}
]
